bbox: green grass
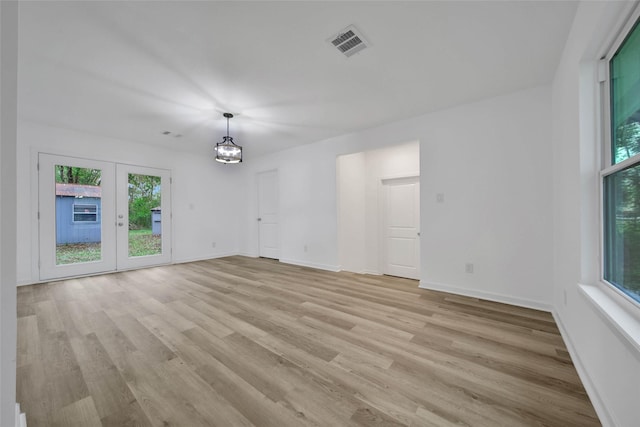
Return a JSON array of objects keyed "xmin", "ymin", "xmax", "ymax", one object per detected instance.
[
  {"xmin": 56, "ymin": 242, "xmax": 101, "ymax": 265},
  {"xmin": 56, "ymin": 229, "xmax": 161, "ymax": 265},
  {"xmin": 128, "ymin": 229, "xmax": 162, "ymax": 257}
]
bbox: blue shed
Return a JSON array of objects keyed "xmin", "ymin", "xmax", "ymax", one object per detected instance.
[
  {"xmin": 151, "ymin": 207, "xmax": 161, "ymax": 235},
  {"xmin": 55, "ymin": 183, "xmax": 102, "ymax": 244}
]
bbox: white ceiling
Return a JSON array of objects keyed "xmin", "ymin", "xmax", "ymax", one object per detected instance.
[{"xmin": 18, "ymin": 1, "xmax": 578, "ymax": 157}]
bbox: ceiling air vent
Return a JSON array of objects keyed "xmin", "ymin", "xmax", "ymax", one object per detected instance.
[{"xmin": 328, "ymin": 25, "xmax": 368, "ymax": 58}]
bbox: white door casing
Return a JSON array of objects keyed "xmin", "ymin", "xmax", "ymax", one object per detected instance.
[
  {"xmin": 382, "ymin": 176, "xmax": 420, "ymax": 280},
  {"xmin": 257, "ymin": 170, "xmax": 279, "ymax": 259}
]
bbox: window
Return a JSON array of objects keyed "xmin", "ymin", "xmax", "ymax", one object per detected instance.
[
  {"xmin": 603, "ymin": 14, "xmax": 640, "ymax": 304},
  {"xmin": 72, "ymin": 203, "xmax": 98, "ymax": 223}
]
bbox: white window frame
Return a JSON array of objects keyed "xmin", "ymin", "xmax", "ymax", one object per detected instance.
[
  {"xmin": 600, "ymin": 3, "xmax": 640, "ymax": 308},
  {"xmin": 72, "ymin": 203, "xmax": 98, "ymax": 223}
]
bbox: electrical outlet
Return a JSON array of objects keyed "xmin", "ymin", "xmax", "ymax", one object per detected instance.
[
  {"xmin": 304, "ymin": 245, "xmax": 308, "ymax": 252},
  {"xmin": 212, "ymin": 242, "xmax": 216, "ymax": 248},
  {"xmin": 465, "ymin": 263, "xmax": 474, "ymax": 274},
  {"xmin": 436, "ymin": 193, "xmax": 445, "ymax": 203},
  {"xmin": 564, "ymin": 289, "xmax": 567, "ymax": 306}
]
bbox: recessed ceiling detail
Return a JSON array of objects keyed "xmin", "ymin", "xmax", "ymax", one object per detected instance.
[{"xmin": 329, "ymin": 25, "xmax": 368, "ymax": 57}]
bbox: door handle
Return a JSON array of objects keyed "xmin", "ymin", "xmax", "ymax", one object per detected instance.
[
  {"xmin": 118, "ymin": 222, "xmax": 124, "ymax": 227},
  {"xmin": 257, "ymin": 218, "xmax": 262, "ymax": 222},
  {"xmin": 417, "ymin": 232, "xmax": 420, "ymax": 236}
]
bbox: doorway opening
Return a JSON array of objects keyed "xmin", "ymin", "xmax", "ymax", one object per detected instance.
[{"xmin": 336, "ymin": 141, "xmax": 420, "ymax": 280}]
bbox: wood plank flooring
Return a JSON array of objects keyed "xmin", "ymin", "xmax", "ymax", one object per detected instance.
[{"xmin": 16, "ymin": 256, "xmax": 600, "ymax": 426}]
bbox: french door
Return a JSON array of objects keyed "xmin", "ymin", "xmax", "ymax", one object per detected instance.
[
  {"xmin": 116, "ymin": 163, "xmax": 171, "ymax": 271},
  {"xmin": 38, "ymin": 154, "xmax": 171, "ymax": 281}
]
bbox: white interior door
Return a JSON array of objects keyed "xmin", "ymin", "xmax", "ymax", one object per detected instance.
[
  {"xmin": 382, "ymin": 176, "xmax": 420, "ymax": 280},
  {"xmin": 257, "ymin": 170, "xmax": 279, "ymax": 259},
  {"xmin": 116, "ymin": 164, "xmax": 172, "ymax": 270},
  {"xmin": 39, "ymin": 154, "xmax": 117, "ymax": 280},
  {"xmin": 39, "ymin": 154, "xmax": 172, "ymax": 281}
]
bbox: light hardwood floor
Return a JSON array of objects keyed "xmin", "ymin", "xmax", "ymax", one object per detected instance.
[{"xmin": 17, "ymin": 256, "xmax": 600, "ymax": 426}]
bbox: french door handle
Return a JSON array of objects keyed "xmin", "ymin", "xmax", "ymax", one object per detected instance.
[
  {"xmin": 257, "ymin": 218, "xmax": 262, "ymax": 221},
  {"xmin": 118, "ymin": 222, "xmax": 124, "ymax": 227}
]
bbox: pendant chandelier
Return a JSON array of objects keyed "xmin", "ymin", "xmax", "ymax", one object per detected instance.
[{"xmin": 214, "ymin": 113, "xmax": 242, "ymax": 164}]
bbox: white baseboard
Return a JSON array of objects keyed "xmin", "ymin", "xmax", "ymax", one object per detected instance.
[
  {"xmin": 418, "ymin": 280, "xmax": 551, "ymax": 312},
  {"xmin": 237, "ymin": 252, "xmax": 259, "ymax": 258},
  {"xmin": 337, "ymin": 268, "xmax": 381, "ymax": 275},
  {"xmin": 173, "ymin": 252, "xmax": 237, "ymax": 265},
  {"xmin": 279, "ymin": 258, "xmax": 341, "ymax": 272},
  {"xmin": 552, "ymin": 310, "xmax": 614, "ymax": 427},
  {"xmin": 17, "ymin": 280, "xmax": 31, "ymax": 287},
  {"xmin": 363, "ymin": 269, "xmax": 382, "ymax": 276},
  {"xmin": 15, "ymin": 403, "xmax": 26, "ymax": 427}
]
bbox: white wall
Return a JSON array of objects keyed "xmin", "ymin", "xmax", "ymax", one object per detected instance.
[
  {"xmin": 0, "ymin": 1, "xmax": 19, "ymax": 425},
  {"xmin": 337, "ymin": 142, "xmax": 420, "ymax": 274},
  {"xmin": 419, "ymin": 87, "xmax": 553, "ymax": 309},
  {"xmin": 16, "ymin": 120, "xmax": 243, "ymax": 285},
  {"xmin": 240, "ymin": 84, "xmax": 553, "ymax": 310},
  {"xmin": 337, "ymin": 152, "xmax": 366, "ymax": 273},
  {"xmin": 551, "ymin": 2, "xmax": 640, "ymax": 426},
  {"xmin": 239, "ymin": 141, "xmax": 343, "ymax": 271}
]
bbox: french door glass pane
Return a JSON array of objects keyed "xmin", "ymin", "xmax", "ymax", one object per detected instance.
[
  {"xmin": 55, "ymin": 165, "xmax": 102, "ymax": 265},
  {"xmin": 610, "ymin": 18, "xmax": 640, "ymax": 164},
  {"xmin": 604, "ymin": 163, "xmax": 640, "ymax": 302},
  {"xmin": 128, "ymin": 173, "xmax": 162, "ymax": 257}
]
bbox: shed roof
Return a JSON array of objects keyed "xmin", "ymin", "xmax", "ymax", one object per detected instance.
[{"xmin": 55, "ymin": 183, "xmax": 101, "ymax": 198}]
